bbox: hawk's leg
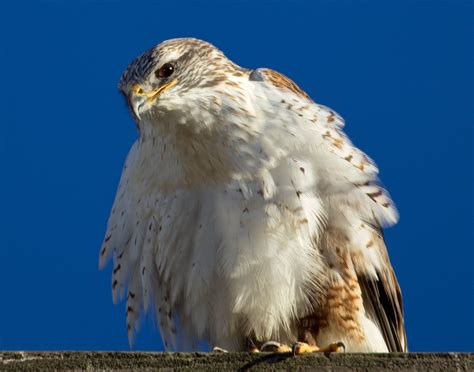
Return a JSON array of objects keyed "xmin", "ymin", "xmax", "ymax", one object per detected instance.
[{"xmin": 294, "ymin": 320, "xmax": 345, "ymax": 354}]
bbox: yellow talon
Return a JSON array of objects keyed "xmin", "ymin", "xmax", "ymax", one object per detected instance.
[
  {"xmin": 248, "ymin": 345, "xmax": 260, "ymax": 353},
  {"xmin": 293, "ymin": 342, "xmax": 319, "ymax": 354},
  {"xmin": 293, "ymin": 341, "xmax": 345, "ymax": 354}
]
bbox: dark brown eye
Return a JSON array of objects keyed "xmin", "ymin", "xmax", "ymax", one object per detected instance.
[{"xmin": 156, "ymin": 63, "xmax": 174, "ymax": 78}]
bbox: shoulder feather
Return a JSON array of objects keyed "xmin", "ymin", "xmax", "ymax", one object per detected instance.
[{"xmin": 249, "ymin": 67, "xmax": 311, "ymax": 101}]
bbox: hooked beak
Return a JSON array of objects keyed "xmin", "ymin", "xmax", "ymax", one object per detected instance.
[{"xmin": 129, "ymin": 79, "xmax": 178, "ymax": 119}]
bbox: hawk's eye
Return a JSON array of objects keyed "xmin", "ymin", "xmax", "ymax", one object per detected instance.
[{"xmin": 156, "ymin": 63, "xmax": 175, "ymax": 78}]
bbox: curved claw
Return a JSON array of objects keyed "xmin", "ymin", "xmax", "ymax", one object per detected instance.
[
  {"xmin": 334, "ymin": 341, "xmax": 346, "ymax": 353},
  {"xmin": 260, "ymin": 341, "xmax": 292, "ymax": 353},
  {"xmin": 212, "ymin": 346, "xmax": 229, "ymax": 353}
]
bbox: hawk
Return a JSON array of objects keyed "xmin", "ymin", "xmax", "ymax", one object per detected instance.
[{"xmin": 99, "ymin": 38, "xmax": 407, "ymax": 353}]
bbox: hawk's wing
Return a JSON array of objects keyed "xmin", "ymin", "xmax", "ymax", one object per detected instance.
[
  {"xmin": 249, "ymin": 68, "xmax": 407, "ymax": 352},
  {"xmin": 357, "ymin": 227, "xmax": 407, "ymax": 352},
  {"xmin": 98, "ymin": 141, "xmax": 147, "ymax": 344},
  {"xmin": 99, "ymin": 141, "xmax": 178, "ymax": 348}
]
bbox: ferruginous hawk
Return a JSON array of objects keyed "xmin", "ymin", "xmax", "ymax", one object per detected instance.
[{"xmin": 99, "ymin": 38, "xmax": 407, "ymax": 353}]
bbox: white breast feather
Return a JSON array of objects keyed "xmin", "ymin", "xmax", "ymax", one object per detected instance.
[{"xmin": 100, "ymin": 74, "xmax": 398, "ymax": 351}]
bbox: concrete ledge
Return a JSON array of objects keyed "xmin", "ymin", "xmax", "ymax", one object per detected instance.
[{"xmin": 1, "ymin": 351, "xmax": 473, "ymax": 371}]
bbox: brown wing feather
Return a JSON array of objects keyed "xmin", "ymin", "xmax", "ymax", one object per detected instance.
[
  {"xmin": 249, "ymin": 68, "xmax": 312, "ymax": 101},
  {"xmin": 356, "ymin": 227, "xmax": 407, "ymax": 352}
]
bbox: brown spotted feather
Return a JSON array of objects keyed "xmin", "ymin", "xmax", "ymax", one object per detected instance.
[{"xmin": 249, "ymin": 68, "xmax": 311, "ymax": 100}]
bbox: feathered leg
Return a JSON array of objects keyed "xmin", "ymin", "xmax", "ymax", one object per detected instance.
[{"xmin": 294, "ymin": 316, "xmax": 345, "ymax": 354}]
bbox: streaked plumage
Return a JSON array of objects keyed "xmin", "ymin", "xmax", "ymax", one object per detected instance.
[{"xmin": 99, "ymin": 38, "xmax": 406, "ymax": 352}]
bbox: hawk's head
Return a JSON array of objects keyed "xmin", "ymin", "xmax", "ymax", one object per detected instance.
[{"xmin": 119, "ymin": 38, "xmax": 244, "ymax": 123}]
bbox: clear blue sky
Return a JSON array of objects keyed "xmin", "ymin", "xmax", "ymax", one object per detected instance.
[{"xmin": 0, "ymin": 0, "xmax": 472, "ymax": 352}]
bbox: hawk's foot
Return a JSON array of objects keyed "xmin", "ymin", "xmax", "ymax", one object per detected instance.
[
  {"xmin": 260, "ymin": 341, "xmax": 292, "ymax": 353},
  {"xmin": 293, "ymin": 341, "xmax": 345, "ymax": 354}
]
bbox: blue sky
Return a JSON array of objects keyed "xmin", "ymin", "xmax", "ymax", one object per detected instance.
[{"xmin": 0, "ymin": 0, "xmax": 472, "ymax": 352}]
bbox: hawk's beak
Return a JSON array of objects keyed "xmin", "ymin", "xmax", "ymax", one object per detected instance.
[{"xmin": 130, "ymin": 79, "xmax": 178, "ymax": 119}]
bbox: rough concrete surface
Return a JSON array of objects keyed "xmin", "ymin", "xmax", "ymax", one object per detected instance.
[{"xmin": 1, "ymin": 351, "xmax": 473, "ymax": 371}]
